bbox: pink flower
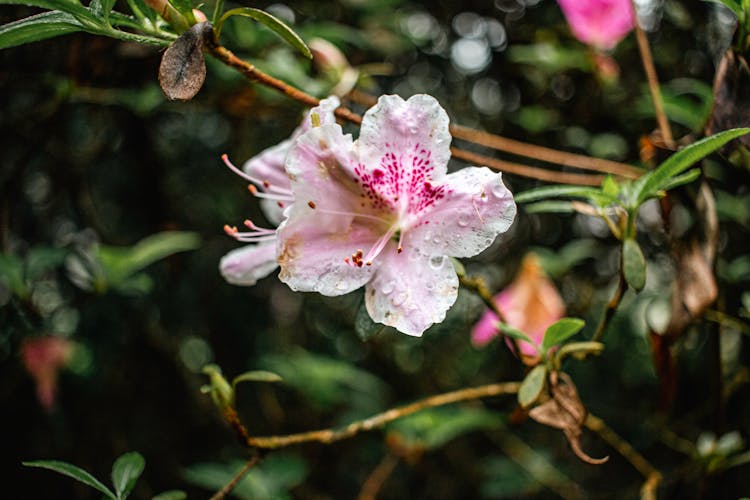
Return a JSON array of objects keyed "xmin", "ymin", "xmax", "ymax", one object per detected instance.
[
  {"xmin": 472, "ymin": 254, "xmax": 564, "ymax": 364},
  {"xmin": 220, "ymin": 97, "xmax": 340, "ymax": 285},
  {"xmin": 276, "ymin": 94, "xmax": 516, "ymax": 336},
  {"xmin": 20, "ymin": 336, "xmax": 74, "ymax": 411},
  {"xmin": 557, "ymin": 0, "xmax": 635, "ymax": 50}
]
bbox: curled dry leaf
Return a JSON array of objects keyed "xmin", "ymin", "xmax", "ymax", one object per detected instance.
[
  {"xmin": 708, "ymin": 50, "xmax": 750, "ymax": 149},
  {"xmin": 528, "ymin": 373, "xmax": 609, "ymax": 465},
  {"xmin": 159, "ymin": 22, "xmax": 213, "ymax": 101}
]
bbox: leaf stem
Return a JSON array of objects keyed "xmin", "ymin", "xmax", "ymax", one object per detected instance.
[{"xmin": 357, "ymin": 452, "xmax": 400, "ymax": 500}]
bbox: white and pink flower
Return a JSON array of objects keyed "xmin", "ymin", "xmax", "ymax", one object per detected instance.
[
  {"xmin": 219, "ymin": 97, "xmax": 340, "ymax": 286},
  {"xmin": 276, "ymin": 94, "xmax": 516, "ymax": 336}
]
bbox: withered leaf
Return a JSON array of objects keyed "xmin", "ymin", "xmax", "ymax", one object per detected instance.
[
  {"xmin": 159, "ymin": 22, "xmax": 213, "ymax": 101},
  {"xmin": 528, "ymin": 373, "xmax": 609, "ymax": 465},
  {"xmin": 708, "ymin": 49, "xmax": 750, "ymax": 148}
]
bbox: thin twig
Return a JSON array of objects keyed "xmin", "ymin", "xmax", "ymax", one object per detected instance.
[
  {"xmin": 633, "ymin": 16, "xmax": 674, "ymax": 149},
  {"xmin": 592, "ymin": 273, "xmax": 627, "ymax": 342},
  {"xmin": 209, "ymin": 454, "xmax": 263, "ymax": 500},
  {"xmin": 348, "ymin": 89, "xmax": 642, "ymax": 179},
  {"xmin": 206, "ymin": 41, "xmax": 615, "ymax": 186},
  {"xmin": 357, "ymin": 452, "xmax": 400, "ymax": 500},
  {"xmin": 584, "ymin": 413, "xmax": 662, "ymax": 500},
  {"xmin": 245, "ymin": 382, "xmax": 521, "ymax": 449}
]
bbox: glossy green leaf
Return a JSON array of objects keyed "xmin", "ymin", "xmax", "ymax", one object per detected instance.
[
  {"xmin": 167, "ymin": 0, "xmax": 196, "ymax": 24},
  {"xmin": 111, "ymin": 452, "xmax": 145, "ymax": 499},
  {"xmin": 541, "ymin": 318, "xmax": 585, "ymax": 350},
  {"xmin": 632, "ymin": 128, "xmax": 750, "ymax": 205},
  {"xmin": 0, "ymin": 11, "xmax": 85, "ymax": 49},
  {"xmin": 217, "ymin": 8, "xmax": 311, "ymax": 59},
  {"xmin": 518, "ymin": 365, "xmax": 547, "ymax": 408},
  {"xmin": 622, "ymin": 238, "xmax": 646, "ymax": 292},
  {"xmin": 655, "ymin": 168, "xmax": 702, "ymax": 193},
  {"xmin": 23, "ymin": 460, "xmax": 115, "ymax": 499}
]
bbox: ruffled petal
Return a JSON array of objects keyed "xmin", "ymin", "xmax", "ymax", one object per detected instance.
[
  {"xmin": 408, "ymin": 167, "xmax": 516, "ymax": 258},
  {"xmin": 365, "ymin": 247, "xmax": 458, "ymax": 336},
  {"xmin": 277, "ymin": 217, "xmax": 377, "ymax": 296},
  {"xmin": 220, "ymin": 242, "xmax": 279, "ymax": 286},
  {"xmin": 357, "ymin": 94, "xmax": 452, "ymax": 183}
]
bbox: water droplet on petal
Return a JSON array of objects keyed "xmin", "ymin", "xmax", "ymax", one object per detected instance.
[
  {"xmin": 392, "ymin": 292, "xmax": 408, "ymax": 307},
  {"xmin": 457, "ymin": 214, "xmax": 470, "ymax": 227},
  {"xmin": 381, "ymin": 280, "xmax": 396, "ymax": 295},
  {"xmin": 423, "ymin": 231, "xmax": 433, "ymax": 242},
  {"xmin": 335, "ymin": 281, "xmax": 348, "ymax": 292},
  {"xmin": 429, "ymin": 255, "xmax": 445, "ymax": 270},
  {"xmin": 491, "ymin": 182, "xmax": 508, "ymax": 197}
]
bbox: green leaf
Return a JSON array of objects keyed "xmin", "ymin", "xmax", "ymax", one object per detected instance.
[
  {"xmin": 523, "ymin": 200, "xmax": 577, "ymax": 214},
  {"xmin": 217, "ymin": 8, "xmax": 311, "ymax": 59},
  {"xmin": 541, "ymin": 318, "xmax": 585, "ymax": 350},
  {"xmin": 656, "ymin": 168, "xmax": 702, "ymax": 193},
  {"xmin": 152, "ymin": 491, "xmax": 187, "ymax": 500},
  {"xmin": 601, "ymin": 175, "xmax": 619, "ymax": 197},
  {"xmin": 111, "ymin": 452, "xmax": 145, "ymax": 500},
  {"xmin": 554, "ymin": 341, "xmax": 604, "ymax": 365},
  {"xmin": 632, "ymin": 128, "xmax": 750, "ymax": 205},
  {"xmin": 622, "ymin": 238, "xmax": 646, "ymax": 292},
  {"xmin": 97, "ymin": 231, "xmax": 200, "ymax": 288},
  {"xmin": 232, "ymin": 370, "xmax": 283, "ymax": 388},
  {"xmin": 387, "ymin": 407, "xmax": 503, "ymax": 450},
  {"xmin": 498, "ymin": 322, "xmax": 535, "ymax": 347},
  {"xmin": 0, "ymin": 253, "xmax": 26, "ymax": 297},
  {"xmin": 23, "ymin": 460, "xmax": 116, "ymax": 499},
  {"xmin": 518, "ymin": 365, "xmax": 547, "ymax": 408},
  {"xmin": 0, "ymin": 0, "xmax": 98, "ymax": 23},
  {"xmin": 515, "ymin": 184, "xmax": 618, "ymax": 206},
  {"xmin": 0, "ymin": 11, "xmax": 85, "ymax": 49},
  {"xmin": 703, "ymin": 0, "xmax": 742, "ymax": 17},
  {"xmin": 167, "ymin": 0, "xmax": 196, "ymax": 24}
]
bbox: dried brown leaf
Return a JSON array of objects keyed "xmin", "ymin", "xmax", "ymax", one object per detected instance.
[{"xmin": 159, "ymin": 22, "xmax": 213, "ymax": 101}]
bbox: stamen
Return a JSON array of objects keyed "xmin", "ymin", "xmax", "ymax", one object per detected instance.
[
  {"xmin": 397, "ymin": 230, "xmax": 404, "ymax": 253},
  {"xmin": 363, "ymin": 226, "xmax": 397, "ymax": 265},
  {"xmin": 221, "ymin": 154, "xmax": 292, "ymax": 196},
  {"xmin": 308, "ymin": 201, "xmax": 316, "ymax": 209}
]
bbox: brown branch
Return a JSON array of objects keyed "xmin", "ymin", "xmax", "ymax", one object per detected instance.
[
  {"xmin": 357, "ymin": 452, "xmax": 400, "ymax": 500},
  {"xmin": 349, "ymin": 89, "xmax": 642, "ymax": 179},
  {"xmin": 209, "ymin": 454, "xmax": 263, "ymax": 500},
  {"xmin": 244, "ymin": 382, "xmax": 521, "ymax": 449},
  {"xmin": 584, "ymin": 413, "xmax": 662, "ymax": 500},
  {"xmin": 206, "ymin": 42, "xmax": 626, "ymax": 186},
  {"xmin": 634, "ymin": 19, "xmax": 674, "ymax": 149}
]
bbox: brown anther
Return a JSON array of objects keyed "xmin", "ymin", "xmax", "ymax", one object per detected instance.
[
  {"xmin": 223, "ymin": 224, "xmax": 238, "ymax": 235},
  {"xmin": 397, "ymin": 246, "xmax": 403, "ymax": 253},
  {"xmin": 248, "ymin": 184, "xmax": 258, "ymax": 195},
  {"xmin": 263, "ymin": 180, "xmax": 270, "ymax": 188},
  {"xmin": 308, "ymin": 201, "xmax": 317, "ymax": 209},
  {"xmin": 277, "ymin": 201, "xmax": 284, "ymax": 208},
  {"xmin": 244, "ymin": 219, "xmax": 254, "ymax": 228}
]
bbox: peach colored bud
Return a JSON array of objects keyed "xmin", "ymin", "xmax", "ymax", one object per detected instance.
[
  {"xmin": 557, "ymin": 0, "xmax": 635, "ymax": 50},
  {"xmin": 20, "ymin": 336, "xmax": 74, "ymax": 411}
]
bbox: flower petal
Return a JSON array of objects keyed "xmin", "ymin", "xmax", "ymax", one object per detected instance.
[
  {"xmin": 409, "ymin": 167, "xmax": 516, "ymax": 258},
  {"xmin": 358, "ymin": 94, "xmax": 452, "ymax": 182},
  {"xmin": 277, "ymin": 216, "xmax": 377, "ymax": 295},
  {"xmin": 365, "ymin": 247, "xmax": 458, "ymax": 336},
  {"xmin": 220, "ymin": 242, "xmax": 278, "ymax": 286}
]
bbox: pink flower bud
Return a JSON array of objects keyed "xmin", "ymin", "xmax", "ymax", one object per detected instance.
[{"xmin": 20, "ymin": 336, "xmax": 74, "ymax": 411}]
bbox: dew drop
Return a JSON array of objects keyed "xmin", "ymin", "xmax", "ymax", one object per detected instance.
[
  {"xmin": 457, "ymin": 214, "xmax": 470, "ymax": 227},
  {"xmin": 335, "ymin": 281, "xmax": 348, "ymax": 291},
  {"xmin": 491, "ymin": 182, "xmax": 508, "ymax": 197},
  {"xmin": 432, "ymin": 235, "xmax": 441, "ymax": 245},
  {"xmin": 381, "ymin": 280, "xmax": 396, "ymax": 295},
  {"xmin": 423, "ymin": 231, "xmax": 433, "ymax": 241},
  {"xmin": 392, "ymin": 292, "xmax": 408, "ymax": 307},
  {"xmin": 429, "ymin": 255, "xmax": 445, "ymax": 270}
]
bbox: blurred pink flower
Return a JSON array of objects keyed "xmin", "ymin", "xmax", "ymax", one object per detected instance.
[
  {"xmin": 20, "ymin": 336, "xmax": 74, "ymax": 411},
  {"xmin": 472, "ymin": 254, "xmax": 564, "ymax": 364},
  {"xmin": 557, "ymin": 0, "xmax": 635, "ymax": 50}
]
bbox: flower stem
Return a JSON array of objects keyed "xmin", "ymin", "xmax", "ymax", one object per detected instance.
[
  {"xmin": 634, "ymin": 17, "xmax": 674, "ymax": 149},
  {"xmin": 357, "ymin": 452, "xmax": 400, "ymax": 500}
]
